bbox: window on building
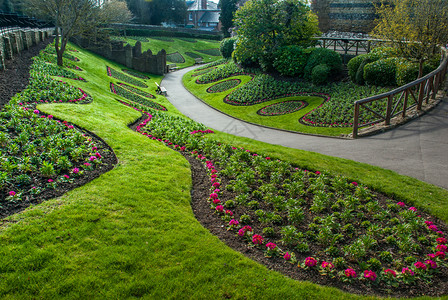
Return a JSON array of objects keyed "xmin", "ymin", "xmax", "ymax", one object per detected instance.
[{"xmin": 189, "ymin": 13, "xmax": 193, "ymax": 21}]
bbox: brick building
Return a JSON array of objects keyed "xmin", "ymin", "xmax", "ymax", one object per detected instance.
[{"xmin": 186, "ymin": 0, "xmax": 221, "ymax": 31}]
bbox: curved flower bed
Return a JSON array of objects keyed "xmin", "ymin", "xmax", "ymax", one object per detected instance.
[
  {"xmin": 150, "ymin": 36, "xmax": 174, "ymax": 42},
  {"xmin": 122, "ymin": 69, "xmax": 149, "ymax": 80},
  {"xmin": 191, "ymin": 67, "xmax": 216, "ymax": 77},
  {"xmin": 32, "ymin": 59, "xmax": 86, "ymax": 81},
  {"xmin": 118, "ymin": 83, "xmax": 155, "ymax": 99},
  {"xmin": 130, "ymin": 36, "xmax": 150, "ymax": 42},
  {"xmin": 195, "ymin": 59, "xmax": 228, "ymax": 72},
  {"xmin": 185, "ymin": 52, "xmax": 203, "ymax": 59},
  {"xmin": 257, "ymin": 100, "xmax": 308, "ymax": 116},
  {"xmin": 225, "ymin": 91, "xmax": 329, "ymax": 107},
  {"xmin": 110, "ymin": 83, "xmax": 166, "ymax": 111},
  {"xmin": 196, "ymin": 63, "xmax": 254, "ymax": 84},
  {"xmin": 126, "ymin": 101, "xmax": 447, "ymax": 296},
  {"xmin": 107, "ymin": 66, "xmax": 148, "ymax": 88},
  {"xmin": 196, "ymin": 48, "xmax": 221, "ymax": 56},
  {"xmin": 167, "ymin": 52, "xmax": 185, "ymax": 64},
  {"xmin": 206, "ymin": 79, "xmax": 241, "ymax": 93}
]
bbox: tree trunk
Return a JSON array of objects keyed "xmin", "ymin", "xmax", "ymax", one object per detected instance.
[
  {"xmin": 56, "ymin": 36, "xmax": 67, "ymax": 67},
  {"xmin": 418, "ymin": 58, "xmax": 424, "ymax": 78}
]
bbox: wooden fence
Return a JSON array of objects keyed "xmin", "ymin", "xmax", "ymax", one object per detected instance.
[
  {"xmin": 316, "ymin": 37, "xmax": 388, "ymax": 56},
  {"xmin": 352, "ymin": 48, "xmax": 448, "ymax": 138}
]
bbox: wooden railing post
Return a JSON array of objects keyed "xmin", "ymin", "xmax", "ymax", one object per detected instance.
[
  {"xmin": 417, "ymin": 80, "xmax": 426, "ymax": 110},
  {"xmin": 353, "ymin": 103, "xmax": 360, "ymax": 138},
  {"xmin": 385, "ymin": 95, "xmax": 393, "ymax": 125},
  {"xmin": 402, "ymin": 89, "xmax": 409, "ymax": 118}
]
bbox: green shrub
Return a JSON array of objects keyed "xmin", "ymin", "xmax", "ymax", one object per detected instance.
[
  {"xmin": 273, "ymin": 45, "xmax": 308, "ymax": 77},
  {"xmin": 220, "ymin": 37, "xmax": 236, "ymax": 59},
  {"xmin": 311, "ymin": 64, "xmax": 330, "ymax": 85},
  {"xmin": 363, "ymin": 58, "xmax": 400, "ymax": 86},
  {"xmin": 396, "ymin": 59, "xmax": 419, "ymax": 86},
  {"xmin": 347, "ymin": 54, "xmax": 368, "ymax": 82},
  {"xmin": 304, "ymin": 48, "xmax": 342, "ymax": 79}
]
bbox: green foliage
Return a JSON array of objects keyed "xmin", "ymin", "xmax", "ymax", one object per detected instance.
[
  {"xmin": 363, "ymin": 58, "xmax": 400, "ymax": 86},
  {"xmin": 233, "ymin": 0, "xmax": 320, "ymax": 68},
  {"xmin": 167, "ymin": 52, "xmax": 185, "ymax": 64},
  {"xmin": 304, "ymin": 48, "xmax": 342, "ymax": 79},
  {"xmin": 220, "ymin": 37, "xmax": 237, "ymax": 59},
  {"xmin": 311, "ymin": 64, "xmax": 330, "ymax": 85},
  {"xmin": 347, "ymin": 54, "xmax": 368, "ymax": 82},
  {"xmin": 218, "ymin": 0, "xmax": 239, "ymax": 37},
  {"xmin": 273, "ymin": 45, "xmax": 309, "ymax": 77}
]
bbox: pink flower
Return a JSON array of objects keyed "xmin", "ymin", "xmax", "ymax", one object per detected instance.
[
  {"xmin": 364, "ymin": 270, "xmax": 377, "ymax": 281},
  {"xmin": 266, "ymin": 242, "xmax": 277, "ymax": 250},
  {"xmin": 437, "ymin": 231, "xmax": 445, "ymax": 236},
  {"xmin": 72, "ymin": 168, "xmax": 79, "ymax": 174},
  {"xmin": 397, "ymin": 202, "xmax": 406, "ymax": 207},
  {"xmin": 425, "ymin": 221, "xmax": 434, "ymax": 226},
  {"xmin": 252, "ymin": 234, "xmax": 264, "ymax": 245},
  {"xmin": 351, "ymin": 182, "xmax": 358, "ymax": 186},
  {"xmin": 284, "ymin": 252, "xmax": 291, "ymax": 261},
  {"xmin": 212, "ymin": 199, "xmax": 221, "ymax": 204},
  {"xmin": 89, "ymin": 156, "xmax": 96, "ymax": 161},
  {"xmin": 321, "ymin": 261, "xmax": 334, "ymax": 269},
  {"xmin": 242, "ymin": 225, "xmax": 252, "ymax": 232},
  {"xmin": 266, "ymin": 157, "xmax": 270, "ymax": 160},
  {"xmin": 409, "ymin": 207, "xmax": 417, "ymax": 212},
  {"xmin": 427, "ymin": 253, "xmax": 436, "ymax": 259},
  {"xmin": 429, "ymin": 225, "xmax": 438, "ymax": 231},
  {"xmin": 63, "ymin": 175, "xmax": 70, "ymax": 179},
  {"xmin": 402, "ymin": 267, "xmax": 414, "ymax": 276},
  {"xmin": 214, "ymin": 189, "xmax": 220, "ymax": 193},
  {"xmin": 425, "ymin": 259, "xmax": 437, "ymax": 269},
  {"xmin": 33, "ymin": 109, "xmax": 39, "ymax": 114},
  {"xmin": 84, "ymin": 162, "xmax": 91, "ymax": 167},
  {"xmin": 225, "ymin": 210, "xmax": 233, "ymax": 216},
  {"xmin": 229, "ymin": 219, "xmax": 239, "ymax": 226},
  {"xmin": 384, "ymin": 269, "xmax": 396, "ymax": 277},
  {"xmin": 304, "ymin": 257, "xmax": 317, "ymax": 267},
  {"xmin": 48, "ymin": 115, "xmax": 53, "ymax": 119},
  {"xmin": 344, "ymin": 268, "xmax": 357, "ymax": 278},
  {"xmin": 238, "ymin": 229, "xmax": 245, "ymax": 236},
  {"xmin": 212, "ymin": 182, "xmax": 220, "ymax": 188},
  {"xmin": 435, "ymin": 251, "xmax": 446, "ymax": 258},
  {"xmin": 95, "ymin": 152, "xmax": 101, "ymax": 159},
  {"xmin": 48, "ymin": 179, "xmax": 53, "ymax": 183},
  {"xmin": 436, "ymin": 244, "xmax": 447, "ymax": 252},
  {"xmin": 68, "ymin": 125, "xmax": 74, "ymax": 129},
  {"xmin": 209, "ymin": 193, "xmax": 218, "ymax": 199},
  {"xmin": 315, "ymin": 171, "xmax": 321, "ymax": 175},
  {"xmin": 436, "ymin": 237, "xmax": 447, "ymax": 245},
  {"xmin": 9, "ymin": 191, "xmax": 16, "ymax": 196},
  {"xmin": 414, "ymin": 261, "xmax": 427, "ymax": 270},
  {"xmin": 92, "ymin": 146, "xmax": 98, "ymax": 151},
  {"xmin": 215, "ymin": 205, "xmax": 224, "ymax": 212}
]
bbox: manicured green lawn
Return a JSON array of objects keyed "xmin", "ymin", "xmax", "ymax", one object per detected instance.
[
  {"xmin": 183, "ymin": 71, "xmax": 353, "ymax": 137},
  {"xmin": 116, "ymin": 36, "xmax": 222, "ymax": 69},
  {"xmin": 0, "ymin": 43, "xmax": 446, "ymax": 299}
]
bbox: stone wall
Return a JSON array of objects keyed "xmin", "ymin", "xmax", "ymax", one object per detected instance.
[
  {"xmin": 311, "ymin": 0, "xmax": 378, "ymax": 33},
  {"xmin": 73, "ymin": 37, "xmax": 167, "ymax": 76},
  {"xmin": 0, "ymin": 28, "xmax": 53, "ymax": 70}
]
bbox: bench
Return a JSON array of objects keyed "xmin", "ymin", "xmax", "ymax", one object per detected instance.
[
  {"xmin": 155, "ymin": 82, "xmax": 167, "ymax": 96},
  {"xmin": 167, "ymin": 63, "xmax": 179, "ymax": 72},
  {"xmin": 194, "ymin": 58, "xmax": 203, "ymax": 64}
]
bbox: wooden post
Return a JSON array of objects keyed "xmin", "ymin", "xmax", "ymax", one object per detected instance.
[
  {"xmin": 322, "ymin": 39, "xmax": 326, "ymax": 48},
  {"xmin": 385, "ymin": 95, "xmax": 393, "ymax": 125},
  {"xmin": 353, "ymin": 103, "xmax": 360, "ymax": 138},
  {"xmin": 367, "ymin": 40, "xmax": 371, "ymax": 53},
  {"xmin": 402, "ymin": 89, "xmax": 409, "ymax": 118},
  {"xmin": 417, "ymin": 80, "xmax": 425, "ymax": 110}
]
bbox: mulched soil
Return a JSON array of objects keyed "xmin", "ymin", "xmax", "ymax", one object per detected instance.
[
  {"xmin": 0, "ymin": 39, "xmax": 118, "ymax": 220},
  {"xmin": 185, "ymin": 154, "xmax": 448, "ymax": 298}
]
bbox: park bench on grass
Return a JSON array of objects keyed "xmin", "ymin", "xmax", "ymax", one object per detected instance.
[
  {"xmin": 167, "ymin": 63, "xmax": 178, "ymax": 72},
  {"xmin": 194, "ymin": 58, "xmax": 203, "ymax": 64},
  {"xmin": 155, "ymin": 82, "xmax": 167, "ymax": 96}
]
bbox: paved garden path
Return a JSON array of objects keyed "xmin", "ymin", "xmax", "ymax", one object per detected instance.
[{"xmin": 161, "ymin": 66, "xmax": 448, "ymax": 190}]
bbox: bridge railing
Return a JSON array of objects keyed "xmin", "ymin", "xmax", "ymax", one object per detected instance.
[{"xmin": 0, "ymin": 11, "xmax": 51, "ymax": 35}]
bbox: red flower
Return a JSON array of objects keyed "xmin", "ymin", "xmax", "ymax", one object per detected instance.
[
  {"xmin": 304, "ymin": 257, "xmax": 317, "ymax": 267},
  {"xmin": 384, "ymin": 269, "xmax": 396, "ymax": 277},
  {"xmin": 252, "ymin": 234, "xmax": 264, "ymax": 245},
  {"xmin": 436, "ymin": 237, "xmax": 447, "ymax": 245}
]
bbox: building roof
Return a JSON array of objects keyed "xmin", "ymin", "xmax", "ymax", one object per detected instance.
[
  {"xmin": 200, "ymin": 11, "xmax": 220, "ymax": 23},
  {"xmin": 187, "ymin": 0, "xmax": 219, "ymax": 11}
]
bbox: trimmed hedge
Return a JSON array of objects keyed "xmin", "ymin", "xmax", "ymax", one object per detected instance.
[
  {"xmin": 304, "ymin": 48, "xmax": 342, "ymax": 79},
  {"xmin": 273, "ymin": 45, "xmax": 309, "ymax": 77},
  {"xmin": 363, "ymin": 58, "xmax": 401, "ymax": 87},
  {"xmin": 311, "ymin": 64, "xmax": 330, "ymax": 85}
]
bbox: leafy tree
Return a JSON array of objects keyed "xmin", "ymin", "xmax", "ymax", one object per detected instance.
[
  {"xmin": 218, "ymin": 0, "xmax": 238, "ymax": 37},
  {"xmin": 21, "ymin": 0, "xmax": 132, "ymax": 66},
  {"xmin": 149, "ymin": 0, "xmax": 187, "ymax": 25},
  {"xmin": 372, "ymin": 0, "xmax": 448, "ymax": 78},
  {"xmin": 233, "ymin": 0, "xmax": 320, "ymax": 70}
]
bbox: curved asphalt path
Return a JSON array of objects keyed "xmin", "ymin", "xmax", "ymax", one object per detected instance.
[{"xmin": 161, "ymin": 66, "xmax": 448, "ymax": 190}]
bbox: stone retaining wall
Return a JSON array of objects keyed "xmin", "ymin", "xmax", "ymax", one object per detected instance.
[
  {"xmin": 311, "ymin": 0, "xmax": 378, "ymax": 33},
  {"xmin": 0, "ymin": 28, "xmax": 53, "ymax": 70}
]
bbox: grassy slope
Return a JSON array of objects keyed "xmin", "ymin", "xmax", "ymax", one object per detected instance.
[
  {"xmin": 0, "ymin": 44, "xmax": 446, "ymax": 299},
  {"xmin": 121, "ymin": 37, "xmax": 222, "ymax": 69},
  {"xmin": 183, "ymin": 71, "xmax": 353, "ymax": 137}
]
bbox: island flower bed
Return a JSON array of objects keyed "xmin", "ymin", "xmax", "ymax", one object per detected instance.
[
  {"xmin": 257, "ymin": 100, "xmax": 308, "ymax": 116},
  {"xmin": 185, "ymin": 52, "xmax": 202, "ymax": 59},
  {"xmin": 206, "ymin": 79, "xmax": 241, "ymax": 93},
  {"xmin": 118, "ymin": 82, "xmax": 156, "ymax": 99},
  {"xmin": 194, "ymin": 58, "xmax": 228, "ymax": 72},
  {"xmin": 196, "ymin": 48, "xmax": 221, "ymax": 56},
  {"xmin": 110, "ymin": 83, "xmax": 167, "ymax": 111},
  {"xmin": 166, "ymin": 52, "xmax": 185, "ymax": 64},
  {"xmin": 196, "ymin": 63, "xmax": 255, "ymax": 84},
  {"xmin": 107, "ymin": 66, "xmax": 148, "ymax": 88},
  {"xmin": 191, "ymin": 67, "xmax": 216, "ymax": 77},
  {"xmin": 32, "ymin": 59, "xmax": 86, "ymax": 81},
  {"xmin": 122, "ymin": 69, "xmax": 149, "ymax": 80},
  {"xmin": 126, "ymin": 102, "xmax": 447, "ymax": 297}
]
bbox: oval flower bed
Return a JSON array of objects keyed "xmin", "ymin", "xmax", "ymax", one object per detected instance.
[
  {"xmin": 126, "ymin": 102, "xmax": 448, "ymax": 297},
  {"xmin": 107, "ymin": 66, "xmax": 148, "ymax": 88},
  {"xmin": 257, "ymin": 100, "xmax": 308, "ymax": 116},
  {"xmin": 206, "ymin": 79, "xmax": 241, "ymax": 93},
  {"xmin": 185, "ymin": 52, "xmax": 203, "ymax": 59},
  {"xmin": 122, "ymin": 69, "xmax": 149, "ymax": 80},
  {"xmin": 110, "ymin": 83, "xmax": 167, "ymax": 111},
  {"xmin": 166, "ymin": 52, "xmax": 185, "ymax": 64},
  {"xmin": 118, "ymin": 83, "xmax": 156, "ymax": 99},
  {"xmin": 196, "ymin": 48, "xmax": 221, "ymax": 56}
]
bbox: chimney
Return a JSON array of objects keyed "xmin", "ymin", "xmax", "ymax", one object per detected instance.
[{"xmin": 201, "ymin": 0, "xmax": 207, "ymax": 10}]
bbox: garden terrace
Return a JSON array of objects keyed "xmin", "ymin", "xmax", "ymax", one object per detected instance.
[{"xmin": 0, "ymin": 40, "xmax": 447, "ymax": 298}]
